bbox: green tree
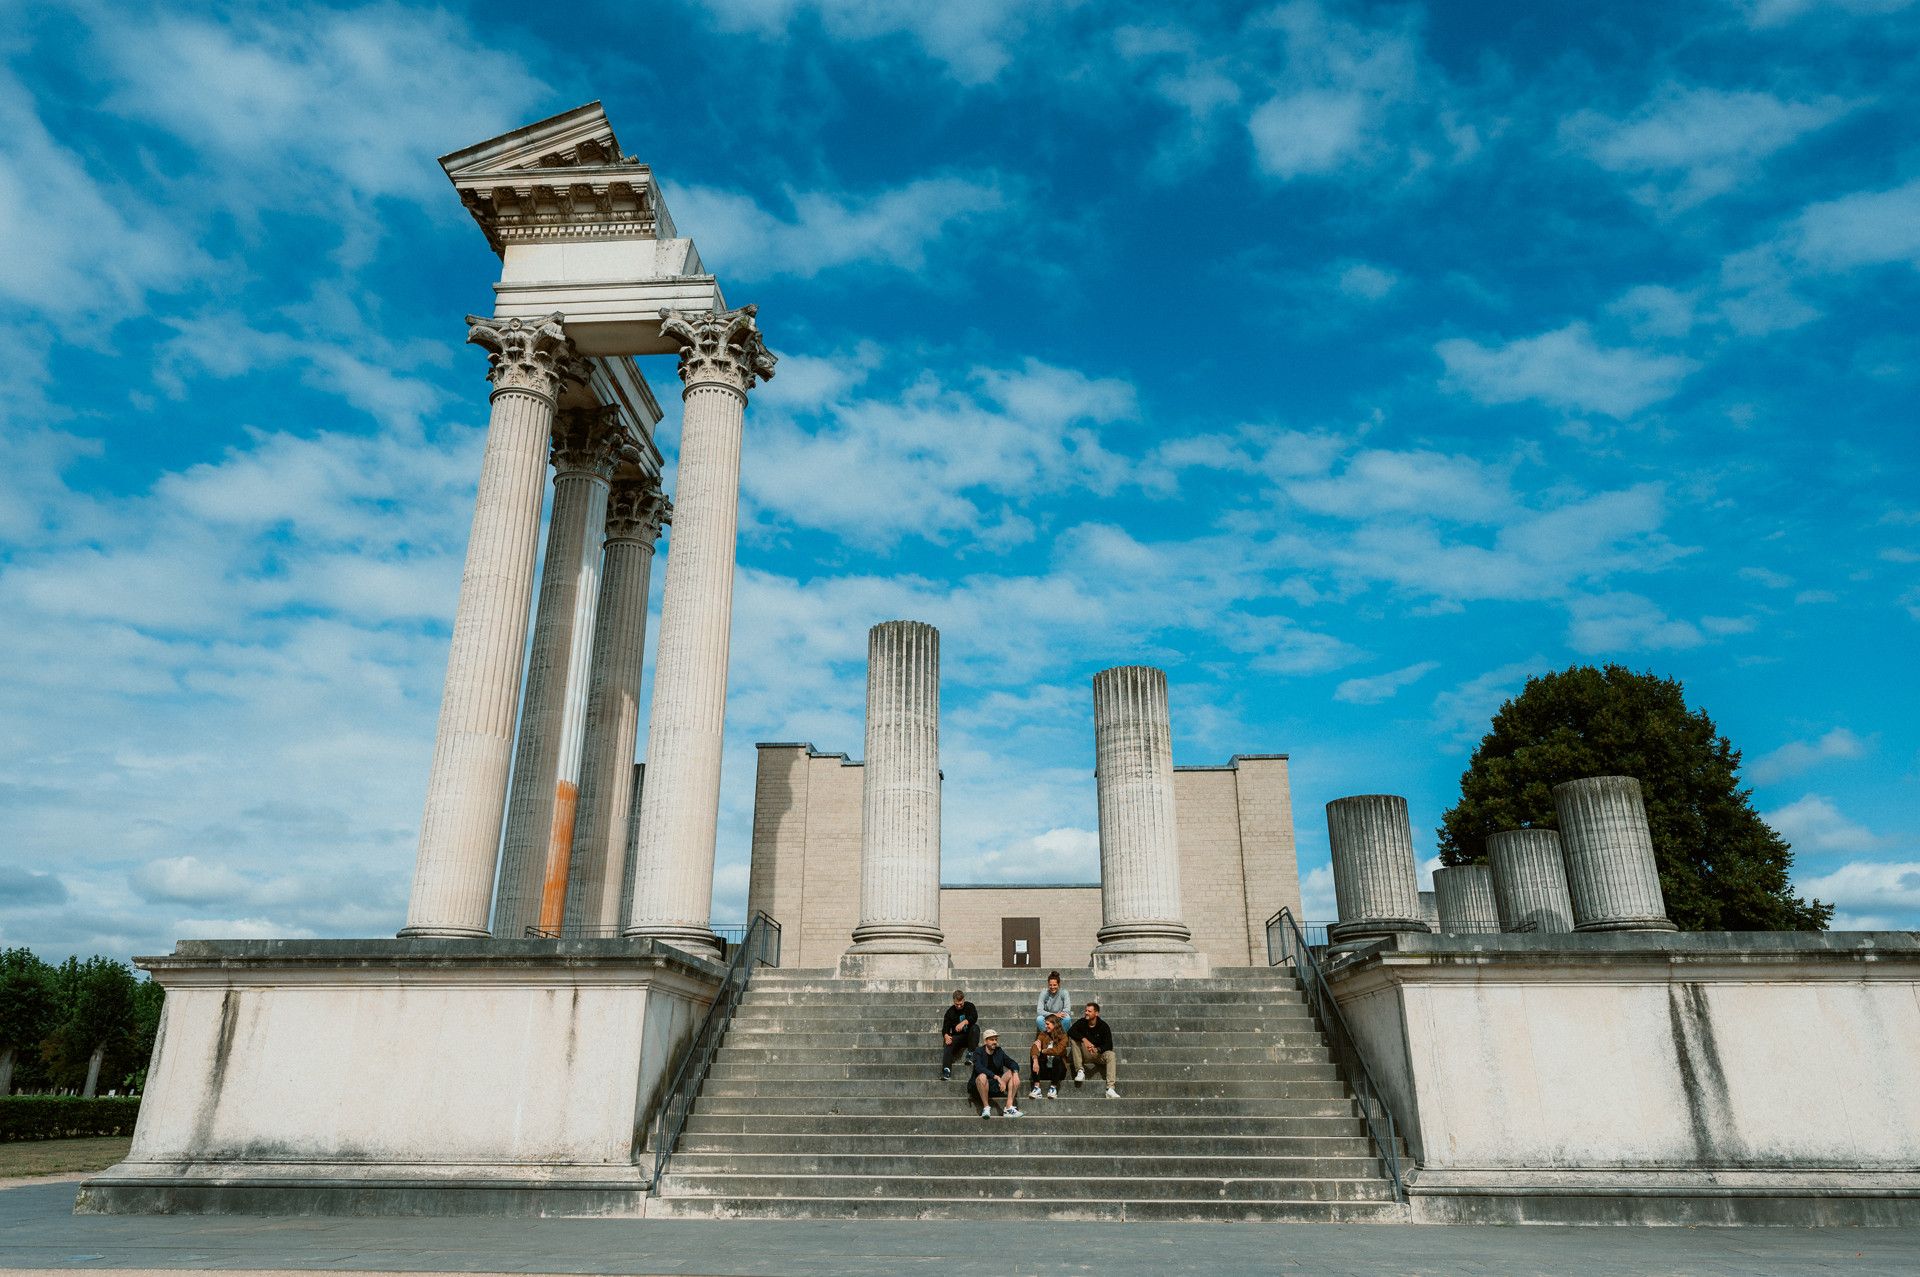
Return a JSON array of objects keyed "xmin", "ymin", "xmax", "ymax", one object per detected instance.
[
  {"xmin": 1437, "ymin": 664, "xmax": 1831, "ymax": 932},
  {"xmin": 0, "ymin": 948, "xmax": 57, "ymax": 1095},
  {"xmin": 43, "ymin": 957, "xmax": 139, "ymax": 1096},
  {"xmin": 125, "ymin": 978, "xmax": 166, "ymax": 1093}
]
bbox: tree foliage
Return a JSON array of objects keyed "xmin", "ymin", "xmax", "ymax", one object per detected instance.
[
  {"xmin": 1437, "ymin": 664, "xmax": 1831, "ymax": 932},
  {"xmin": 2, "ymin": 950, "xmax": 162, "ymax": 1095}
]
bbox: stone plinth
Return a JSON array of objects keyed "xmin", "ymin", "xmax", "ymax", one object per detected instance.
[
  {"xmin": 1089, "ymin": 666, "xmax": 1205, "ymax": 977},
  {"xmin": 1487, "ymin": 829, "xmax": 1575, "ymax": 934},
  {"xmin": 77, "ymin": 939, "xmax": 722, "ymax": 1216},
  {"xmin": 1553, "ymin": 776, "xmax": 1676, "ymax": 933},
  {"xmin": 841, "ymin": 621, "xmax": 950, "ymax": 979},
  {"xmin": 1326, "ymin": 795, "xmax": 1430, "ymax": 944},
  {"xmin": 1432, "ymin": 864, "xmax": 1499, "ymax": 935}
]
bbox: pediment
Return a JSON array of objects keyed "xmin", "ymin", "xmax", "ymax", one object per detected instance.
[{"xmin": 441, "ymin": 102, "xmax": 676, "ymax": 252}]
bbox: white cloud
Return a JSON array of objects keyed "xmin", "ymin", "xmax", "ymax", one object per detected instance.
[
  {"xmin": 1609, "ymin": 285, "xmax": 1699, "ymax": 339},
  {"xmin": 1337, "ymin": 262, "xmax": 1400, "ymax": 300},
  {"xmin": 668, "ymin": 175, "xmax": 1008, "ymax": 281},
  {"xmin": 1335, "ymin": 661, "xmax": 1439, "ymax": 705},
  {"xmin": 1795, "ymin": 862, "xmax": 1920, "ymax": 923},
  {"xmin": 1749, "ymin": 728, "xmax": 1869, "ymax": 784},
  {"xmin": 1739, "ymin": 0, "xmax": 1915, "ymax": 27},
  {"xmin": 1566, "ymin": 592, "xmax": 1706, "ymax": 653},
  {"xmin": 694, "ymin": 0, "xmax": 1036, "ymax": 84},
  {"xmin": 1563, "ymin": 86, "xmax": 1850, "ymax": 208},
  {"xmin": 1249, "ymin": 88, "xmax": 1371, "ymax": 178},
  {"xmin": 1299, "ymin": 863, "xmax": 1336, "ymax": 918},
  {"xmin": 1437, "ymin": 322, "xmax": 1698, "ymax": 417},
  {"xmin": 1287, "ymin": 449, "xmax": 1514, "ymax": 524},
  {"xmin": 1431, "ymin": 660, "xmax": 1541, "ymax": 743},
  {"xmin": 1766, "ymin": 794, "xmax": 1888, "ymax": 854},
  {"xmin": 95, "ymin": 5, "xmax": 548, "ymax": 208},
  {"xmin": 1792, "ymin": 178, "xmax": 1920, "ymax": 271}
]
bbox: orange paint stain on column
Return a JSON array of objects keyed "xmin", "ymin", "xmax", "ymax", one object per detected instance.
[{"xmin": 539, "ymin": 780, "xmax": 581, "ymax": 933}]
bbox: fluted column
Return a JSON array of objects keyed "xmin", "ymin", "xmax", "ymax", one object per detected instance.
[
  {"xmin": 1488, "ymin": 829, "xmax": 1575, "ymax": 934},
  {"xmin": 841, "ymin": 622, "xmax": 950, "ymax": 977},
  {"xmin": 1433, "ymin": 864, "xmax": 1499, "ymax": 934},
  {"xmin": 493, "ymin": 408, "xmax": 624, "ymax": 938},
  {"xmin": 1553, "ymin": 775, "xmax": 1677, "ymax": 932},
  {"xmin": 1090, "ymin": 666, "xmax": 1203, "ymax": 975},
  {"xmin": 403, "ymin": 314, "xmax": 586, "ymax": 937},
  {"xmin": 1326, "ymin": 795, "xmax": 1430, "ymax": 944},
  {"xmin": 564, "ymin": 480, "xmax": 668, "ymax": 932},
  {"xmin": 625, "ymin": 307, "xmax": 775, "ymax": 957}
]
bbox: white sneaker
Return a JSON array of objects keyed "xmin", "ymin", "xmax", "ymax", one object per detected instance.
[
  {"xmin": 1046, "ymin": 1086, "xmax": 1058, "ymax": 1100},
  {"xmin": 1105, "ymin": 1087, "xmax": 1120, "ymax": 1099},
  {"xmin": 1004, "ymin": 1106, "xmax": 1024, "ymax": 1118},
  {"xmin": 1029, "ymin": 1085, "xmax": 1042, "ymax": 1099},
  {"xmin": 1073, "ymin": 1069, "xmax": 1085, "ymax": 1083},
  {"xmin": 980, "ymin": 1106, "xmax": 992, "ymax": 1119}
]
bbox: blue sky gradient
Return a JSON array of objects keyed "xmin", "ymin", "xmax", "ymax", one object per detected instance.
[{"xmin": 1, "ymin": 0, "xmax": 1915, "ymax": 959}]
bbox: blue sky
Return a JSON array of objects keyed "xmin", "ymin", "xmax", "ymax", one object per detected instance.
[{"xmin": 1, "ymin": 0, "xmax": 1916, "ymax": 961}]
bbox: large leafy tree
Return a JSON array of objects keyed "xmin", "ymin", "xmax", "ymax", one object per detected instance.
[
  {"xmin": 0, "ymin": 948, "xmax": 57, "ymax": 1095},
  {"xmin": 43, "ymin": 957, "xmax": 140, "ymax": 1096},
  {"xmin": 1438, "ymin": 664, "xmax": 1830, "ymax": 931}
]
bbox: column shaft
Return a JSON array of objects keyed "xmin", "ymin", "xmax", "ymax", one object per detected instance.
[
  {"xmin": 1326, "ymin": 795, "xmax": 1429, "ymax": 943},
  {"xmin": 403, "ymin": 314, "xmax": 582, "ymax": 937},
  {"xmin": 1091, "ymin": 666, "xmax": 1199, "ymax": 972},
  {"xmin": 493, "ymin": 409, "xmax": 620, "ymax": 938},
  {"xmin": 564, "ymin": 481, "xmax": 665, "ymax": 932},
  {"xmin": 1553, "ymin": 775, "xmax": 1676, "ymax": 932},
  {"xmin": 1487, "ymin": 829, "xmax": 1575, "ymax": 934},
  {"xmin": 625, "ymin": 307, "xmax": 774, "ymax": 956},
  {"xmin": 1432, "ymin": 864, "xmax": 1499, "ymax": 934},
  {"xmin": 843, "ymin": 622, "xmax": 947, "ymax": 974}
]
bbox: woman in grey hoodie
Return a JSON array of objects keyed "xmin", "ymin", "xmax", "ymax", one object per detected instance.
[{"xmin": 1035, "ymin": 970, "xmax": 1071, "ymax": 1032}]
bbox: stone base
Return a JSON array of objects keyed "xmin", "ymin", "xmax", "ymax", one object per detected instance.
[
  {"xmin": 77, "ymin": 938, "xmax": 723, "ymax": 1217},
  {"xmin": 838, "ymin": 945, "xmax": 954, "ymax": 980},
  {"xmin": 1405, "ymin": 1168, "xmax": 1920, "ymax": 1226},
  {"xmin": 1088, "ymin": 946, "xmax": 1209, "ymax": 978}
]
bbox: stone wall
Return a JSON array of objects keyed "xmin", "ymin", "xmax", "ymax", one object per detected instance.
[{"xmin": 747, "ymin": 744, "xmax": 1301, "ymax": 969}]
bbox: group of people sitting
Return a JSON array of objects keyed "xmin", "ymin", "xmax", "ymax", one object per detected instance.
[{"xmin": 938, "ymin": 971, "xmax": 1119, "ymax": 1119}]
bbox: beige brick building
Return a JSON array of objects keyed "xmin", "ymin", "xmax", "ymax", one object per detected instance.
[{"xmin": 747, "ymin": 744, "xmax": 1303, "ymax": 969}]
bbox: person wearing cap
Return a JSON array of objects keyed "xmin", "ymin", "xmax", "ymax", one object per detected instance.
[
  {"xmin": 1068, "ymin": 1000, "xmax": 1119, "ymax": 1098},
  {"xmin": 1029, "ymin": 1011, "xmax": 1070, "ymax": 1100},
  {"xmin": 1034, "ymin": 970, "xmax": 1071, "ymax": 1033},
  {"xmin": 970, "ymin": 1028, "xmax": 1023, "ymax": 1118},
  {"xmin": 940, "ymin": 989, "xmax": 979, "ymax": 1081}
]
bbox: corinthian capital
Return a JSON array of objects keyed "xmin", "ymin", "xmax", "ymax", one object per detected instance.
[
  {"xmin": 658, "ymin": 305, "xmax": 777, "ymax": 396},
  {"xmin": 466, "ymin": 312, "xmax": 591, "ymax": 401},
  {"xmin": 605, "ymin": 476, "xmax": 670, "ymax": 544},
  {"xmin": 550, "ymin": 404, "xmax": 626, "ymax": 479}
]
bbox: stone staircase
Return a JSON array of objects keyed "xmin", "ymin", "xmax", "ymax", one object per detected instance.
[{"xmin": 648, "ymin": 967, "xmax": 1406, "ymax": 1221}]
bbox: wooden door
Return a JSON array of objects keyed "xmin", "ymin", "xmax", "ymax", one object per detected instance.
[{"xmin": 1001, "ymin": 917, "xmax": 1041, "ymax": 968}]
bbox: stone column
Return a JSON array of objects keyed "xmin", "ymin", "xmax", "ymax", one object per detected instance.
[
  {"xmin": 563, "ymin": 480, "xmax": 668, "ymax": 932},
  {"xmin": 1487, "ymin": 829, "xmax": 1575, "ymax": 934},
  {"xmin": 1325, "ymin": 795, "xmax": 1430, "ymax": 944},
  {"xmin": 624, "ymin": 307, "xmax": 775, "ymax": 957},
  {"xmin": 492, "ymin": 407, "xmax": 624, "ymax": 938},
  {"xmin": 1553, "ymin": 775, "xmax": 1677, "ymax": 932},
  {"xmin": 403, "ymin": 314, "xmax": 585, "ymax": 937},
  {"xmin": 1432, "ymin": 864, "xmax": 1499, "ymax": 934},
  {"xmin": 841, "ymin": 621, "xmax": 950, "ymax": 977},
  {"xmin": 1089, "ymin": 666, "xmax": 1204, "ymax": 976}
]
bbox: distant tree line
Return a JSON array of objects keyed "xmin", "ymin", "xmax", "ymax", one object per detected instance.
[{"xmin": 0, "ymin": 949, "xmax": 163, "ymax": 1097}]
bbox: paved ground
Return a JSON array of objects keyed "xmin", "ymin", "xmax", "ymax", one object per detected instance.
[{"xmin": 4, "ymin": 1180, "xmax": 1917, "ymax": 1275}]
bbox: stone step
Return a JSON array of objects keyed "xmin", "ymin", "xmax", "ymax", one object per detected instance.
[
  {"xmin": 696, "ymin": 1078, "xmax": 1350, "ymax": 1100},
  {"xmin": 752, "ymin": 968, "xmax": 1296, "ymax": 983},
  {"xmin": 725, "ymin": 1015, "xmax": 1318, "ymax": 1035},
  {"xmin": 712, "ymin": 1046, "xmax": 1332, "ymax": 1067},
  {"xmin": 679, "ymin": 1113, "xmax": 1374, "ymax": 1138},
  {"xmin": 656, "ymin": 1172, "xmax": 1395, "ymax": 1203},
  {"xmin": 665, "ymin": 1152, "xmax": 1385, "ymax": 1179},
  {"xmin": 739, "ymin": 990, "xmax": 1304, "ymax": 1006},
  {"xmin": 645, "ymin": 1194, "xmax": 1404, "ymax": 1223},
  {"xmin": 698, "ymin": 1052, "xmax": 1344, "ymax": 1075},
  {"xmin": 686, "ymin": 1095, "xmax": 1361, "ymax": 1118},
  {"xmin": 675, "ymin": 1131, "xmax": 1377, "ymax": 1156}
]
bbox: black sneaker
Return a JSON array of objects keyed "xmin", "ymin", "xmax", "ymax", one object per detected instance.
[{"xmin": 941, "ymin": 1066, "xmax": 952, "ymax": 1080}]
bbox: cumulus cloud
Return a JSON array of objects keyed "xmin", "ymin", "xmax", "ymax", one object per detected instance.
[
  {"xmin": 1437, "ymin": 323, "xmax": 1698, "ymax": 417},
  {"xmin": 693, "ymin": 0, "xmax": 1038, "ymax": 84},
  {"xmin": 1431, "ymin": 660, "xmax": 1541, "ymax": 743},
  {"xmin": 1336, "ymin": 262, "xmax": 1400, "ymax": 300},
  {"xmin": 669, "ymin": 175, "xmax": 1010, "ymax": 281},
  {"xmin": 1766, "ymin": 794, "xmax": 1887, "ymax": 854},
  {"xmin": 1748, "ymin": 728, "xmax": 1869, "ymax": 784},
  {"xmin": 1334, "ymin": 661, "xmax": 1439, "ymax": 705},
  {"xmin": 1563, "ymin": 86, "xmax": 1851, "ymax": 209},
  {"xmin": 1796, "ymin": 861, "xmax": 1920, "ymax": 925},
  {"xmin": 1565, "ymin": 592, "xmax": 1706, "ymax": 653}
]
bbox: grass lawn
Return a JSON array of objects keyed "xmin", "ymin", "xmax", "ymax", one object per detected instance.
[{"xmin": 0, "ymin": 1136, "xmax": 132, "ymax": 1178}]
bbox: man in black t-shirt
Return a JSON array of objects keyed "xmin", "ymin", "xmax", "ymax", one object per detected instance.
[
  {"xmin": 1067, "ymin": 1001, "xmax": 1119, "ymax": 1098},
  {"xmin": 940, "ymin": 989, "xmax": 978, "ymax": 1080},
  {"xmin": 969, "ymin": 1029, "xmax": 1024, "ymax": 1118}
]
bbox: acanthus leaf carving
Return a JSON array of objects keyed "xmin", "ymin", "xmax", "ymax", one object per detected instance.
[
  {"xmin": 605, "ymin": 476, "xmax": 670, "ymax": 544},
  {"xmin": 550, "ymin": 403, "xmax": 625, "ymax": 479},
  {"xmin": 658, "ymin": 305, "xmax": 777, "ymax": 396},
  {"xmin": 466, "ymin": 313, "xmax": 589, "ymax": 401}
]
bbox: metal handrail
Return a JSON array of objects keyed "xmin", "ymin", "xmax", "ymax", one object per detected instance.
[
  {"xmin": 1266, "ymin": 908, "xmax": 1406, "ymax": 1203},
  {"xmin": 647, "ymin": 911, "xmax": 781, "ymax": 1191}
]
